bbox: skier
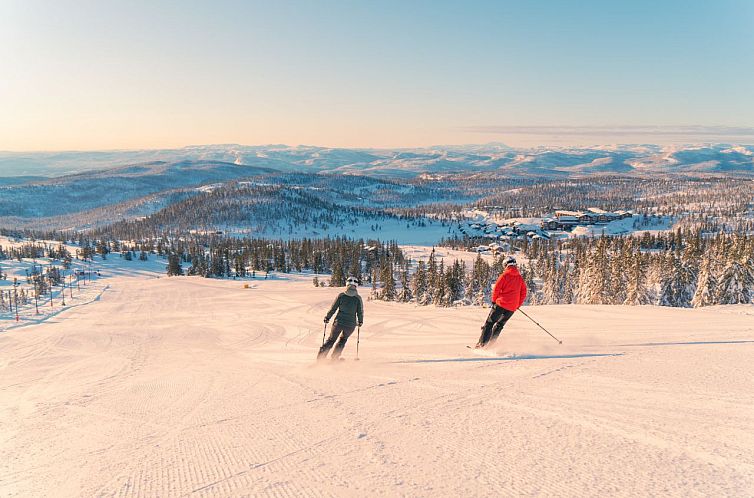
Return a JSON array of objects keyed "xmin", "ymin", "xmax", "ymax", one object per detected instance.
[
  {"xmin": 475, "ymin": 256, "xmax": 527, "ymax": 348},
  {"xmin": 318, "ymin": 276, "xmax": 364, "ymax": 360}
]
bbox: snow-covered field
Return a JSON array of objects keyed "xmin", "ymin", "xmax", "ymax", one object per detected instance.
[
  {"xmin": 217, "ymin": 215, "xmax": 461, "ymax": 246},
  {"xmin": 1, "ymin": 272, "xmax": 753, "ymax": 497}
]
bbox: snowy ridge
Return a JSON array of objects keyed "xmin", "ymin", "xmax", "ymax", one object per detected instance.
[{"xmin": 1, "ymin": 143, "xmax": 753, "ymax": 178}]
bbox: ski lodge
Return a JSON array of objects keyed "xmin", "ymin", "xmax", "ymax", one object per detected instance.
[{"xmin": 540, "ymin": 208, "xmax": 632, "ymax": 231}]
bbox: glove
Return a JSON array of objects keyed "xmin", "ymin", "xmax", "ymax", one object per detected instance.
[{"xmin": 324, "ymin": 318, "xmax": 329, "ymax": 324}]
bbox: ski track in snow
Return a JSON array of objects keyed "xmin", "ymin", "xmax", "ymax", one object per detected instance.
[{"xmin": 1, "ymin": 276, "xmax": 753, "ymax": 497}]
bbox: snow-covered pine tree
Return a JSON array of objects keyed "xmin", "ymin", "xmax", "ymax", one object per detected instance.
[
  {"xmin": 714, "ymin": 258, "xmax": 753, "ymax": 305},
  {"xmin": 609, "ymin": 241, "xmax": 631, "ymax": 305},
  {"xmin": 540, "ymin": 254, "xmax": 561, "ymax": 304},
  {"xmin": 398, "ymin": 263, "xmax": 412, "ymax": 303},
  {"xmin": 411, "ymin": 260, "xmax": 428, "ymax": 305},
  {"xmin": 427, "ymin": 249, "xmax": 438, "ymax": 292},
  {"xmin": 561, "ymin": 257, "xmax": 577, "ymax": 304},
  {"xmin": 691, "ymin": 257, "xmax": 716, "ymax": 308},
  {"xmin": 432, "ymin": 260, "xmax": 448, "ymax": 306},
  {"xmin": 624, "ymin": 252, "xmax": 651, "ymax": 305},
  {"xmin": 674, "ymin": 259, "xmax": 698, "ymax": 308},
  {"xmin": 595, "ymin": 237, "xmax": 613, "ymax": 304},
  {"xmin": 447, "ymin": 260, "xmax": 465, "ymax": 304},
  {"xmin": 576, "ymin": 251, "xmax": 602, "ymax": 304},
  {"xmin": 463, "ymin": 263, "xmax": 476, "ymax": 304},
  {"xmin": 370, "ymin": 268, "xmax": 379, "ymax": 299},
  {"xmin": 657, "ymin": 252, "xmax": 680, "ymax": 307},
  {"xmin": 464, "ymin": 254, "xmax": 487, "ymax": 305},
  {"xmin": 658, "ymin": 250, "xmax": 697, "ymax": 307},
  {"xmin": 519, "ymin": 263, "xmax": 536, "ymax": 305},
  {"xmin": 380, "ymin": 259, "xmax": 396, "ymax": 301}
]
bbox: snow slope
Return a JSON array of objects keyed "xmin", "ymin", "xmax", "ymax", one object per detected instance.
[{"xmin": 1, "ymin": 276, "xmax": 753, "ymax": 497}]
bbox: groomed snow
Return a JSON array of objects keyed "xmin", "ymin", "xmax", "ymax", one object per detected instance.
[{"xmin": 1, "ymin": 275, "xmax": 753, "ymax": 496}]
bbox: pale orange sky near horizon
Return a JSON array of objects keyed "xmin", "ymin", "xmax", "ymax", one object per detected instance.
[{"xmin": 2, "ymin": 1, "xmax": 753, "ymax": 151}]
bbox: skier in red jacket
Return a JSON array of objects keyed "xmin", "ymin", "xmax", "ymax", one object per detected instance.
[{"xmin": 475, "ymin": 256, "xmax": 527, "ymax": 348}]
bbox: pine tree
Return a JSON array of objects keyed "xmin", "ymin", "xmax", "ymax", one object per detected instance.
[
  {"xmin": 398, "ymin": 263, "xmax": 412, "ymax": 303},
  {"xmin": 715, "ymin": 259, "xmax": 753, "ymax": 304},
  {"xmin": 209, "ymin": 253, "xmax": 225, "ymax": 277},
  {"xmin": 234, "ymin": 254, "xmax": 247, "ymax": 277},
  {"xmin": 427, "ymin": 250, "xmax": 438, "ymax": 292},
  {"xmin": 433, "ymin": 261, "xmax": 449, "ymax": 306},
  {"xmin": 370, "ymin": 268, "xmax": 379, "ymax": 299},
  {"xmin": 658, "ymin": 252, "xmax": 680, "ymax": 307},
  {"xmin": 411, "ymin": 261, "xmax": 428, "ymax": 305},
  {"xmin": 472, "ymin": 255, "xmax": 491, "ymax": 306},
  {"xmin": 576, "ymin": 248, "xmax": 608, "ymax": 305},
  {"xmin": 167, "ymin": 254, "xmax": 183, "ymax": 276},
  {"xmin": 540, "ymin": 254, "xmax": 561, "ymax": 304},
  {"xmin": 330, "ymin": 258, "xmax": 345, "ymax": 287},
  {"xmin": 674, "ymin": 259, "xmax": 697, "ymax": 308},
  {"xmin": 624, "ymin": 253, "xmax": 650, "ymax": 305},
  {"xmin": 447, "ymin": 260, "xmax": 464, "ymax": 303},
  {"xmin": 519, "ymin": 263, "xmax": 536, "ymax": 305},
  {"xmin": 561, "ymin": 258, "xmax": 577, "ymax": 304},
  {"xmin": 380, "ymin": 259, "xmax": 396, "ymax": 301},
  {"xmin": 658, "ymin": 252, "xmax": 696, "ymax": 308},
  {"xmin": 609, "ymin": 242, "xmax": 631, "ymax": 305},
  {"xmin": 691, "ymin": 257, "xmax": 716, "ymax": 308}
]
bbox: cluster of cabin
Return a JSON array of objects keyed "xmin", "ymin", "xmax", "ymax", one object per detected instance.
[
  {"xmin": 460, "ymin": 208, "xmax": 634, "ymax": 254},
  {"xmin": 462, "ymin": 221, "xmax": 545, "ymax": 239},
  {"xmin": 460, "ymin": 220, "xmax": 551, "ymax": 254},
  {"xmin": 540, "ymin": 208, "xmax": 632, "ymax": 231}
]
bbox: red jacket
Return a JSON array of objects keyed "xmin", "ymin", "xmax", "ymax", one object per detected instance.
[{"xmin": 492, "ymin": 266, "xmax": 527, "ymax": 311}]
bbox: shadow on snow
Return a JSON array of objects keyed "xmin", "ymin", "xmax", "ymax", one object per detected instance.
[
  {"xmin": 617, "ymin": 340, "xmax": 754, "ymax": 347},
  {"xmin": 395, "ymin": 353, "xmax": 623, "ymax": 364}
]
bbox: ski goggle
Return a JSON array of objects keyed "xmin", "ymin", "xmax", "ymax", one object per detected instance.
[{"xmin": 346, "ymin": 277, "xmax": 359, "ymax": 285}]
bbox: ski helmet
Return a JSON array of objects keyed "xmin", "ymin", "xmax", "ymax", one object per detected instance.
[
  {"xmin": 503, "ymin": 256, "xmax": 517, "ymax": 267},
  {"xmin": 346, "ymin": 276, "xmax": 359, "ymax": 286}
]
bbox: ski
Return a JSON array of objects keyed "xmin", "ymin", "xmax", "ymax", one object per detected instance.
[{"xmin": 466, "ymin": 345, "xmax": 501, "ymax": 357}]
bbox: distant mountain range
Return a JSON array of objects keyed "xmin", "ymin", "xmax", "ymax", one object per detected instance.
[{"xmin": 1, "ymin": 143, "xmax": 752, "ymax": 178}]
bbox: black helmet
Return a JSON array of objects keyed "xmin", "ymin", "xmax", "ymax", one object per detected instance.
[{"xmin": 503, "ymin": 256, "xmax": 517, "ymax": 267}]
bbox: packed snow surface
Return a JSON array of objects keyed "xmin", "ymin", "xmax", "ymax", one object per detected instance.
[{"xmin": 1, "ymin": 274, "xmax": 753, "ymax": 496}]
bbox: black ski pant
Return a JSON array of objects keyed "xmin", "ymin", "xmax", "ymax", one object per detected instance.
[
  {"xmin": 477, "ymin": 304, "xmax": 515, "ymax": 348},
  {"xmin": 318, "ymin": 321, "xmax": 356, "ymax": 359}
]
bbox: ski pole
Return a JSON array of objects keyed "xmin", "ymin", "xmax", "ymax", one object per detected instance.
[
  {"xmin": 356, "ymin": 326, "xmax": 360, "ymax": 361},
  {"xmin": 518, "ymin": 308, "xmax": 562, "ymax": 344},
  {"xmin": 321, "ymin": 322, "xmax": 327, "ymax": 346}
]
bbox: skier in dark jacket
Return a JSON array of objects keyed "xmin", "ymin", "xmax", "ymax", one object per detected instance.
[
  {"xmin": 475, "ymin": 256, "xmax": 527, "ymax": 348},
  {"xmin": 318, "ymin": 276, "xmax": 364, "ymax": 360}
]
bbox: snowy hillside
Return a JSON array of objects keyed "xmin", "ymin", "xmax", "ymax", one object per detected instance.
[
  {"xmin": 0, "ymin": 160, "xmax": 278, "ymax": 218},
  {"xmin": 1, "ymin": 273, "xmax": 753, "ymax": 496}
]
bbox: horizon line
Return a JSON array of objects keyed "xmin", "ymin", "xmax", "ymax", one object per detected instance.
[{"xmin": 1, "ymin": 140, "xmax": 753, "ymax": 155}]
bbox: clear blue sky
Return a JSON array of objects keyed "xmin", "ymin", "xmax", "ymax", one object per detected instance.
[{"xmin": 2, "ymin": 0, "xmax": 753, "ymax": 150}]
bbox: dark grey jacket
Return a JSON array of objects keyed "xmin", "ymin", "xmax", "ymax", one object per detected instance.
[{"xmin": 325, "ymin": 291, "xmax": 364, "ymax": 327}]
